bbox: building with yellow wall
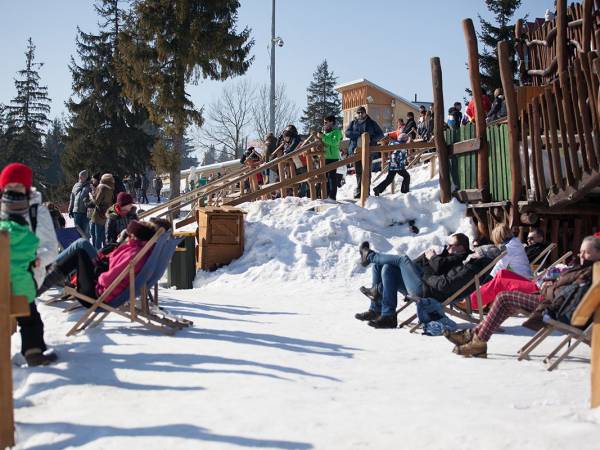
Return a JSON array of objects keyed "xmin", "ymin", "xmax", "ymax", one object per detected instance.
[{"xmin": 335, "ymin": 78, "xmax": 428, "ymax": 133}]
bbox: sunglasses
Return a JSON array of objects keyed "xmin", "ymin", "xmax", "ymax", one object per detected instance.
[{"xmin": 356, "ymin": 111, "xmax": 365, "ymax": 115}]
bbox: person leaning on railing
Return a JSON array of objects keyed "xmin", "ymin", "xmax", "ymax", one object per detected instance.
[
  {"xmin": 317, "ymin": 115, "xmax": 343, "ymax": 201},
  {"xmin": 445, "ymin": 236, "xmax": 600, "ymax": 358}
]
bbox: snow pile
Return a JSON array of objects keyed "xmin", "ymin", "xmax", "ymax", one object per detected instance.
[{"xmin": 195, "ymin": 165, "xmax": 474, "ymax": 287}]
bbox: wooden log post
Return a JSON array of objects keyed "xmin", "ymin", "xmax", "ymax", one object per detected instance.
[
  {"xmin": 431, "ymin": 57, "xmax": 452, "ymax": 203},
  {"xmin": 583, "ymin": 0, "xmax": 593, "ymax": 52},
  {"xmin": 498, "ymin": 41, "xmax": 522, "ymax": 228},
  {"xmin": 360, "ymin": 132, "xmax": 371, "ymax": 207},
  {"xmin": 515, "ymin": 19, "xmax": 528, "ymax": 85},
  {"xmin": 463, "ymin": 18, "xmax": 489, "ymax": 200}
]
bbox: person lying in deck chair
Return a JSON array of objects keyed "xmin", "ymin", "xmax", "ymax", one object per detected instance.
[
  {"xmin": 355, "ymin": 234, "xmax": 472, "ymax": 329},
  {"xmin": 444, "ymin": 236, "xmax": 600, "ymax": 358}
]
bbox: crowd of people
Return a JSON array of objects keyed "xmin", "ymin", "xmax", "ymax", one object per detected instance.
[
  {"xmin": 355, "ymin": 222, "xmax": 599, "ymax": 359},
  {"xmin": 447, "ymin": 89, "xmax": 507, "ymax": 129},
  {"xmin": 2, "ymin": 162, "xmax": 171, "ymax": 366}
]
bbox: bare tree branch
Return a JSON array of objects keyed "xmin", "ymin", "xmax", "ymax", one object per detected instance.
[{"xmin": 252, "ymin": 82, "xmax": 299, "ymax": 140}]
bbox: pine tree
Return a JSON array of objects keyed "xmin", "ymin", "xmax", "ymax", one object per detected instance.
[
  {"xmin": 477, "ymin": 0, "xmax": 522, "ymax": 94},
  {"xmin": 62, "ymin": 0, "xmax": 154, "ymax": 184},
  {"xmin": 3, "ymin": 38, "xmax": 51, "ymax": 175},
  {"xmin": 201, "ymin": 145, "xmax": 217, "ymax": 167},
  {"xmin": 43, "ymin": 118, "xmax": 66, "ymax": 187},
  {"xmin": 118, "ymin": 0, "xmax": 254, "ymax": 198},
  {"xmin": 300, "ymin": 60, "xmax": 342, "ymax": 133}
]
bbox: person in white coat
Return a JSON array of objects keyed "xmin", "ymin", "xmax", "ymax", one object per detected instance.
[{"xmin": 489, "ymin": 223, "xmax": 532, "ymax": 279}]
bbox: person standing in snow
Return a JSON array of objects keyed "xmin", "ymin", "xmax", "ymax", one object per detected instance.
[
  {"xmin": 345, "ymin": 106, "xmax": 384, "ymax": 199},
  {"xmin": 0, "ymin": 163, "xmax": 59, "ymax": 366},
  {"xmin": 318, "ymin": 115, "xmax": 343, "ymax": 201},
  {"xmin": 68, "ymin": 170, "xmax": 92, "ymax": 236},
  {"xmin": 153, "ymin": 175, "xmax": 163, "ymax": 203},
  {"xmin": 89, "ymin": 173, "xmax": 115, "ymax": 249},
  {"xmin": 373, "ymin": 148, "xmax": 410, "ymax": 196}
]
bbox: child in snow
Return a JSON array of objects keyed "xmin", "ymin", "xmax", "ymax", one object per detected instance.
[
  {"xmin": 373, "ymin": 148, "xmax": 410, "ymax": 196},
  {"xmin": 0, "ymin": 162, "xmax": 58, "ymax": 366}
]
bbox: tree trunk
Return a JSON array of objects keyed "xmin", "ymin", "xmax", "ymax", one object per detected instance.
[{"xmin": 169, "ymin": 130, "xmax": 183, "ymax": 200}]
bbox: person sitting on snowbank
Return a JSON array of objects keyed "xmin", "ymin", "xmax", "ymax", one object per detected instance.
[
  {"xmin": 355, "ymin": 233, "xmax": 472, "ymax": 329},
  {"xmin": 445, "ymin": 236, "xmax": 600, "ymax": 358}
]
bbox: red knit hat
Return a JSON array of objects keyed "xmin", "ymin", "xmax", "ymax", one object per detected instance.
[
  {"xmin": 0, "ymin": 163, "xmax": 33, "ymax": 191},
  {"xmin": 594, "ymin": 232, "xmax": 600, "ymax": 238},
  {"xmin": 117, "ymin": 192, "xmax": 134, "ymax": 207}
]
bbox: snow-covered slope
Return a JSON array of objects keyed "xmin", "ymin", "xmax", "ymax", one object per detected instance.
[{"xmin": 12, "ymin": 165, "xmax": 600, "ymax": 450}]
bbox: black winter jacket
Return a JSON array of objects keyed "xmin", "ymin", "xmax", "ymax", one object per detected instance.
[
  {"xmin": 345, "ymin": 116, "xmax": 384, "ymax": 154},
  {"xmin": 422, "ymin": 254, "xmax": 495, "ymax": 302}
]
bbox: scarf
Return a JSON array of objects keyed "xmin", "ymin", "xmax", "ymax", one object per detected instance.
[{"xmin": 0, "ymin": 191, "xmax": 29, "ymax": 220}]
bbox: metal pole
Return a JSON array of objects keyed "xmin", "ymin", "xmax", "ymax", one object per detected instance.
[{"xmin": 269, "ymin": 0, "xmax": 276, "ymax": 134}]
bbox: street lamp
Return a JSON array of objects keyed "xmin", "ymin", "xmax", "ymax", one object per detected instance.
[{"xmin": 269, "ymin": 0, "xmax": 283, "ymax": 135}]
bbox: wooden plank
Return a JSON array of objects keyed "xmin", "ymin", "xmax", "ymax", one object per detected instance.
[
  {"xmin": 540, "ymin": 90, "xmax": 557, "ymax": 189},
  {"xmin": 544, "ymin": 86, "xmax": 566, "ymax": 190},
  {"xmin": 521, "ymin": 110, "xmax": 531, "ymax": 193},
  {"xmin": 431, "ymin": 57, "xmax": 452, "ymax": 204},
  {"xmin": 559, "ymin": 66, "xmax": 583, "ymax": 180},
  {"xmin": 532, "ymin": 97, "xmax": 548, "ymax": 200},
  {"xmin": 575, "ymin": 58, "xmax": 598, "ymax": 170},
  {"xmin": 0, "ymin": 231, "xmax": 15, "ymax": 449},
  {"xmin": 553, "ymin": 78, "xmax": 577, "ymax": 187},
  {"xmin": 360, "ymin": 132, "xmax": 371, "ymax": 207},
  {"xmin": 570, "ymin": 63, "xmax": 591, "ymax": 174},
  {"xmin": 452, "ymin": 138, "xmax": 481, "ymax": 155}
]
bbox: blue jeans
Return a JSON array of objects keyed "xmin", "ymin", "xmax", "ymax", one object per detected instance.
[
  {"xmin": 368, "ymin": 254, "xmax": 423, "ymax": 316},
  {"xmin": 73, "ymin": 212, "xmax": 89, "ymax": 237},
  {"xmin": 90, "ymin": 222, "xmax": 105, "ymax": 250},
  {"xmin": 56, "ymin": 238, "xmax": 98, "ymax": 267}
]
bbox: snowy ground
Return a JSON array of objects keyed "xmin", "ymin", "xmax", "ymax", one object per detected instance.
[{"xmin": 11, "ymin": 166, "xmax": 600, "ymax": 449}]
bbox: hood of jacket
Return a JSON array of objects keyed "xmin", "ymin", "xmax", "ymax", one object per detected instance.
[{"xmin": 100, "ymin": 174, "xmax": 115, "ymax": 188}]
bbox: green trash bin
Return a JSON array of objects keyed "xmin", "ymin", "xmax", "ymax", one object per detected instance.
[{"xmin": 167, "ymin": 231, "xmax": 196, "ymax": 289}]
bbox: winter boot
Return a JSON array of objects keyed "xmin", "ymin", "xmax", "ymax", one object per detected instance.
[
  {"xmin": 355, "ymin": 310, "xmax": 379, "ymax": 322},
  {"xmin": 359, "ymin": 241, "xmax": 373, "ymax": 267},
  {"xmin": 353, "ymin": 187, "xmax": 361, "ymax": 199},
  {"xmin": 359, "ymin": 285, "xmax": 381, "ymax": 302},
  {"xmin": 444, "ymin": 328, "xmax": 473, "ymax": 346},
  {"xmin": 368, "ymin": 314, "xmax": 398, "ymax": 329},
  {"xmin": 36, "ymin": 264, "xmax": 67, "ymax": 296},
  {"xmin": 24, "ymin": 348, "xmax": 58, "ymax": 367},
  {"xmin": 454, "ymin": 334, "xmax": 487, "ymax": 358}
]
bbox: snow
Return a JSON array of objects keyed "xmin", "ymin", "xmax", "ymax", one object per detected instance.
[{"xmin": 11, "ymin": 165, "xmax": 600, "ymax": 449}]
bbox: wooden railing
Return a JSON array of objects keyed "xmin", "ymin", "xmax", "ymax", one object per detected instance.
[{"xmin": 0, "ymin": 231, "xmax": 31, "ymax": 448}]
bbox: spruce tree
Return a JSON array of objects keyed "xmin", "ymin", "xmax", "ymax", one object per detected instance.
[
  {"xmin": 300, "ymin": 60, "xmax": 342, "ymax": 133},
  {"xmin": 62, "ymin": 0, "xmax": 154, "ymax": 183},
  {"xmin": 478, "ymin": 0, "xmax": 522, "ymax": 94},
  {"xmin": 43, "ymin": 118, "xmax": 66, "ymax": 187},
  {"xmin": 118, "ymin": 0, "xmax": 253, "ymax": 198},
  {"xmin": 201, "ymin": 145, "xmax": 218, "ymax": 167},
  {"xmin": 3, "ymin": 38, "xmax": 51, "ymax": 175}
]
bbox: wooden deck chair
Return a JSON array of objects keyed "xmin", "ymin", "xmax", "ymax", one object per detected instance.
[
  {"xmin": 530, "ymin": 243, "xmax": 556, "ymax": 273},
  {"xmin": 142, "ymin": 234, "xmax": 193, "ymax": 330},
  {"xmin": 63, "ymin": 229, "xmax": 179, "ymax": 336},
  {"xmin": 396, "ymin": 251, "xmax": 507, "ymax": 332},
  {"xmin": 517, "ymin": 317, "xmax": 592, "ymax": 371}
]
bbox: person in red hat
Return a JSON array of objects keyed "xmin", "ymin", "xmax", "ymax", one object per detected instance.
[
  {"xmin": 0, "ymin": 163, "xmax": 59, "ymax": 366},
  {"xmin": 105, "ymin": 191, "xmax": 138, "ymax": 245}
]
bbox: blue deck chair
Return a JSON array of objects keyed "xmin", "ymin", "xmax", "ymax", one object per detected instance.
[
  {"xmin": 56, "ymin": 227, "xmax": 84, "ymax": 250},
  {"xmin": 145, "ymin": 233, "xmax": 183, "ymax": 304},
  {"xmin": 63, "ymin": 229, "xmax": 174, "ymax": 335}
]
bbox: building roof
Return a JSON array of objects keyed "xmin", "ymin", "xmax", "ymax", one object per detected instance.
[{"xmin": 334, "ymin": 78, "xmax": 421, "ymax": 109}]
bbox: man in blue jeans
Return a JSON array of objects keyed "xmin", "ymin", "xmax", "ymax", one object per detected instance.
[
  {"xmin": 68, "ymin": 170, "xmax": 92, "ymax": 237},
  {"xmin": 356, "ymin": 233, "xmax": 471, "ymax": 328}
]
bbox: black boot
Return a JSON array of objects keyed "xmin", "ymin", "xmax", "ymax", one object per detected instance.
[
  {"xmin": 359, "ymin": 285, "xmax": 381, "ymax": 302},
  {"xmin": 355, "ymin": 310, "xmax": 380, "ymax": 321},
  {"xmin": 24, "ymin": 348, "xmax": 58, "ymax": 367},
  {"xmin": 36, "ymin": 264, "xmax": 66, "ymax": 296},
  {"xmin": 368, "ymin": 314, "xmax": 398, "ymax": 329},
  {"xmin": 359, "ymin": 241, "xmax": 373, "ymax": 267},
  {"xmin": 353, "ymin": 188, "xmax": 361, "ymax": 199}
]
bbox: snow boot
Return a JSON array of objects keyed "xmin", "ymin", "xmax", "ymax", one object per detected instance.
[
  {"xmin": 36, "ymin": 264, "xmax": 67, "ymax": 296},
  {"xmin": 355, "ymin": 310, "xmax": 379, "ymax": 322},
  {"xmin": 454, "ymin": 334, "xmax": 487, "ymax": 358},
  {"xmin": 359, "ymin": 285, "xmax": 381, "ymax": 302},
  {"xmin": 353, "ymin": 188, "xmax": 361, "ymax": 199},
  {"xmin": 359, "ymin": 241, "xmax": 373, "ymax": 267},
  {"xmin": 444, "ymin": 328, "xmax": 473, "ymax": 346},
  {"xmin": 24, "ymin": 348, "xmax": 58, "ymax": 367},
  {"xmin": 368, "ymin": 314, "xmax": 398, "ymax": 329}
]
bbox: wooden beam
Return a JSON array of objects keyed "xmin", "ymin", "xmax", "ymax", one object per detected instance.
[
  {"xmin": 431, "ymin": 57, "xmax": 451, "ymax": 203},
  {"xmin": 498, "ymin": 40, "xmax": 522, "ymax": 228},
  {"xmin": 451, "ymin": 138, "xmax": 481, "ymax": 155},
  {"xmin": 463, "ymin": 18, "xmax": 489, "ymax": 196},
  {"xmin": 360, "ymin": 132, "xmax": 371, "ymax": 207},
  {"xmin": 0, "ymin": 231, "xmax": 15, "ymax": 449}
]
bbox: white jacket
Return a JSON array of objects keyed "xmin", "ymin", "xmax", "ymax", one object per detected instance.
[
  {"xmin": 490, "ymin": 237, "xmax": 532, "ymax": 279},
  {"xmin": 26, "ymin": 189, "xmax": 59, "ymax": 288}
]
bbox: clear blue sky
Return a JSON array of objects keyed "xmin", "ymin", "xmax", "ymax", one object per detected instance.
[{"xmin": 0, "ymin": 0, "xmax": 552, "ymax": 127}]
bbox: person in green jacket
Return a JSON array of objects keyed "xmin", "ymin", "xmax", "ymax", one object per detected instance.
[
  {"xmin": 319, "ymin": 115, "xmax": 343, "ymax": 200},
  {"xmin": 0, "ymin": 162, "xmax": 57, "ymax": 366}
]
